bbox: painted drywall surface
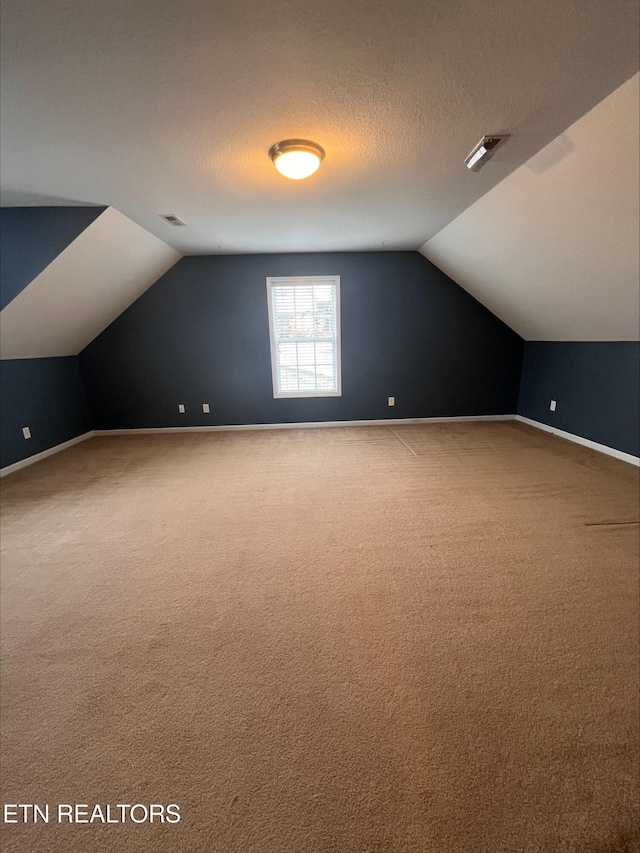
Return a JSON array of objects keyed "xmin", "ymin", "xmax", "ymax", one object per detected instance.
[
  {"xmin": 0, "ymin": 207, "xmax": 182, "ymax": 358},
  {"xmin": 420, "ymin": 73, "xmax": 640, "ymax": 340},
  {"xmin": 0, "ymin": 357, "xmax": 91, "ymax": 468},
  {"xmin": 0, "ymin": 206, "xmax": 104, "ymax": 309},
  {"xmin": 79, "ymin": 252, "xmax": 523, "ymax": 429},
  {"xmin": 518, "ymin": 342, "xmax": 639, "ymax": 456},
  {"xmin": 3, "ymin": 1, "xmax": 638, "ymax": 254}
]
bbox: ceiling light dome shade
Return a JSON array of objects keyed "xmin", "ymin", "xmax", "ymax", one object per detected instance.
[{"xmin": 268, "ymin": 139, "xmax": 325, "ymax": 180}]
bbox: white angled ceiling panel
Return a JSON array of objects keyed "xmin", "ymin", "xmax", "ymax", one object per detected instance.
[
  {"xmin": 0, "ymin": 207, "xmax": 181, "ymax": 358},
  {"xmin": 421, "ymin": 74, "xmax": 639, "ymax": 341}
]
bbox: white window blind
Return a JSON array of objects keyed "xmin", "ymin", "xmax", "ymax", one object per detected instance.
[{"xmin": 266, "ymin": 276, "xmax": 341, "ymax": 398}]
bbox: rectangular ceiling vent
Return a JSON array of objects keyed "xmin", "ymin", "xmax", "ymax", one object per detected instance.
[
  {"xmin": 160, "ymin": 214, "xmax": 186, "ymax": 226},
  {"xmin": 465, "ymin": 135, "xmax": 510, "ymax": 171}
]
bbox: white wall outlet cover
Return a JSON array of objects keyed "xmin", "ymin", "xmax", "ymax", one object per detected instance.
[
  {"xmin": 550, "ymin": 400, "xmax": 557, "ymax": 411},
  {"xmin": 178, "ymin": 404, "xmax": 185, "ymax": 413},
  {"xmin": 203, "ymin": 404, "xmax": 210, "ymax": 413},
  {"xmin": 22, "ymin": 426, "xmax": 31, "ymax": 439},
  {"xmin": 388, "ymin": 397, "xmax": 395, "ymax": 406}
]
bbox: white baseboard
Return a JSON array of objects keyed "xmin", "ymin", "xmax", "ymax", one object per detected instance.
[
  {"xmin": 92, "ymin": 414, "xmax": 515, "ymax": 437},
  {"xmin": 2, "ymin": 417, "xmax": 635, "ymax": 474},
  {"xmin": 516, "ymin": 415, "xmax": 639, "ymax": 466},
  {"xmin": 0, "ymin": 431, "xmax": 95, "ymax": 478}
]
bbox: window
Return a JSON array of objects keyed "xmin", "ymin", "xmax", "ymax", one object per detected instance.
[{"xmin": 266, "ymin": 276, "xmax": 341, "ymax": 398}]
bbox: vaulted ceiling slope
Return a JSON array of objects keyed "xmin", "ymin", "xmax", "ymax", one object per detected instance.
[
  {"xmin": 0, "ymin": 207, "xmax": 181, "ymax": 358},
  {"xmin": 420, "ymin": 74, "xmax": 640, "ymax": 342},
  {"xmin": 1, "ymin": 0, "xmax": 638, "ymax": 254},
  {"xmin": 0, "ymin": 206, "xmax": 104, "ymax": 309}
]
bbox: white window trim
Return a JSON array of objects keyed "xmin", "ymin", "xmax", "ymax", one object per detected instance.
[{"xmin": 266, "ymin": 275, "xmax": 342, "ymax": 399}]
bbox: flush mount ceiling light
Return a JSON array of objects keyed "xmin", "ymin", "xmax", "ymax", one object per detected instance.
[
  {"xmin": 465, "ymin": 135, "xmax": 510, "ymax": 171},
  {"xmin": 268, "ymin": 139, "xmax": 325, "ymax": 180}
]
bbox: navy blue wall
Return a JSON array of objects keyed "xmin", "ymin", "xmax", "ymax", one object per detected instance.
[
  {"xmin": 0, "ymin": 206, "xmax": 104, "ymax": 309},
  {"xmin": 79, "ymin": 252, "xmax": 523, "ymax": 429},
  {"xmin": 518, "ymin": 342, "xmax": 639, "ymax": 457},
  {"xmin": 0, "ymin": 358, "xmax": 92, "ymax": 468}
]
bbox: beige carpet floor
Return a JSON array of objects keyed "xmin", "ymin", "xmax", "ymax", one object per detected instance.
[{"xmin": 0, "ymin": 422, "xmax": 638, "ymax": 852}]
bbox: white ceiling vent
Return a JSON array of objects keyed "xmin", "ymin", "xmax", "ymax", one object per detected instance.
[
  {"xmin": 465, "ymin": 135, "xmax": 510, "ymax": 171},
  {"xmin": 161, "ymin": 214, "xmax": 186, "ymax": 226}
]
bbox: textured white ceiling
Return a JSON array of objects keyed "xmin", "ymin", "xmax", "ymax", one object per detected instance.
[
  {"xmin": 1, "ymin": 0, "xmax": 638, "ymax": 254},
  {"xmin": 0, "ymin": 208, "xmax": 180, "ymax": 358},
  {"xmin": 420, "ymin": 74, "xmax": 640, "ymax": 341}
]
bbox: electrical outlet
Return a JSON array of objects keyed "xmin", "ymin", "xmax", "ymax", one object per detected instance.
[
  {"xmin": 22, "ymin": 426, "xmax": 31, "ymax": 440},
  {"xmin": 202, "ymin": 403, "xmax": 210, "ymax": 413},
  {"xmin": 550, "ymin": 400, "xmax": 557, "ymax": 412},
  {"xmin": 178, "ymin": 404, "xmax": 185, "ymax": 413},
  {"xmin": 388, "ymin": 397, "xmax": 395, "ymax": 407}
]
